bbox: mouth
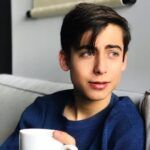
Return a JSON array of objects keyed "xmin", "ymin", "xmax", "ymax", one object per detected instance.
[{"xmin": 88, "ymin": 81, "xmax": 110, "ymax": 90}]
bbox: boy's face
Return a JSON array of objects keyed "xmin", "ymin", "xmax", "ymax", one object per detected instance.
[{"xmin": 60, "ymin": 23, "xmax": 127, "ymax": 102}]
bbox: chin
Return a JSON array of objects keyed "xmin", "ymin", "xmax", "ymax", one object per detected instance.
[{"xmin": 85, "ymin": 91, "xmax": 112, "ymax": 102}]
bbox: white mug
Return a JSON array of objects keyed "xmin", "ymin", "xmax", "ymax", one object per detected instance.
[{"xmin": 19, "ymin": 129, "xmax": 78, "ymax": 150}]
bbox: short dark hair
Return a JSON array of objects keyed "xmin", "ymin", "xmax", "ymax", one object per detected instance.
[{"xmin": 60, "ymin": 3, "xmax": 131, "ymax": 57}]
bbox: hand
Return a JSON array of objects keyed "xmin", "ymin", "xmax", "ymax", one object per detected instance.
[{"xmin": 53, "ymin": 130, "xmax": 76, "ymax": 145}]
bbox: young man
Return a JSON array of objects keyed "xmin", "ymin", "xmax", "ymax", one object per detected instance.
[{"xmin": 1, "ymin": 3, "xmax": 144, "ymax": 150}]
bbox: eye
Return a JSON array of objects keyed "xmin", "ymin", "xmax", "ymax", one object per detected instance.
[
  {"xmin": 109, "ymin": 50, "xmax": 120, "ymax": 58},
  {"xmin": 80, "ymin": 49, "xmax": 96, "ymax": 57}
]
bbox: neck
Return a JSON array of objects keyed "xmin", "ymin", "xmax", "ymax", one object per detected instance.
[{"xmin": 63, "ymin": 93, "xmax": 112, "ymax": 121}]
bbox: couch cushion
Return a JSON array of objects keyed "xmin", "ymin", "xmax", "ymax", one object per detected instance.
[
  {"xmin": 0, "ymin": 74, "xmax": 73, "ymax": 95},
  {"xmin": 0, "ymin": 84, "xmax": 42, "ymax": 143}
]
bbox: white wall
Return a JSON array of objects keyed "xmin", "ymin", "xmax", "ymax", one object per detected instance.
[{"xmin": 12, "ymin": 0, "xmax": 150, "ymax": 93}]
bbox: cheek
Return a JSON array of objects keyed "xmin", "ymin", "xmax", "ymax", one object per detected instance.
[
  {"xmin": 69, "ymin": 63, "xmax": 89, "ymax": 86},
  {"xmin": 69, "ymin": 67, "xmax": 81, "ymax": 83},
  {"xmin": 70, "ymin": 60, "xmax": 91, "ymax": 75},
  {"xmin": 109, "ymin": 64, "xmax": 124, "ymax": 79}
]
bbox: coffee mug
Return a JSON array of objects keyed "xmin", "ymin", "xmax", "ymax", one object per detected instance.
[{"xmin": 19, "ymin": 129, "xmax": 78, "ymax": 150}]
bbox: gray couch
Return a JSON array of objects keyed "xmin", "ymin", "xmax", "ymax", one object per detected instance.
[{"xmin": 0, "ymin": 74, "xmax": 149, "ymax": 149}]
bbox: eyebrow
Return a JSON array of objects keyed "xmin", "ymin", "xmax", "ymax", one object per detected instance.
[
  {"xmin": 78, "ymin": 44, "xmax": 95, "ymax": 50},
  {"xmin": 105, "ymin": 44, "xmax": 123, "ymax": 51},
  {"xmin": 77, "ymin": 44, "xmax": 123, "ymax": 52}
]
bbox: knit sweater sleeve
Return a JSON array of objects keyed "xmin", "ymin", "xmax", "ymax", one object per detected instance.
[{"xmin": 109, "ymin": 122, "xmax": 145, "ymax": 150}]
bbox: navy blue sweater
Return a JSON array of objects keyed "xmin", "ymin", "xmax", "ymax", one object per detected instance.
[{"xmin": 1, "ymin": 90, "xmax": 145, "ymax": 150}]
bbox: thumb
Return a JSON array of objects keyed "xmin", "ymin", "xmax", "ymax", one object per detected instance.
[{"xmin": 53, "ymin": 130, "xmax": 76, "ymax": 145}]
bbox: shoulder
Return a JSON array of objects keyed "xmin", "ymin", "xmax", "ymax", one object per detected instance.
[
  {"xmin": 108, "ymin": 94, "xmax": 143, "ymax": 127},
  {"xmin": 111, "ymin": 94, "xmax": 142, "ymax": 126},
  {"xmin": 27, "ymin": 89, "xmax": 74, "ymax": 113},
  {"xmin": 25, "ymin": 89, "xmax": 72, "ymax": 108},
  {"xmin": 105, "ymin": 94, "xmax": 144, "ymax": 133},
  {"xmin": 33, "ymin": 89, "xmax": 73, "ymax": 106},
  {"xmin": 18, "ymin": 89, "xmax": 73, "ymax": 128},
  {"xmin": 103, "ymin": 94, "xmax": 145, "ymax": 149}
]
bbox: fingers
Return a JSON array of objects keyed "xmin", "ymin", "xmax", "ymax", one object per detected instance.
[{"xmin": 53, "ymin": 130, "xmax": 76, "ymax": 145}]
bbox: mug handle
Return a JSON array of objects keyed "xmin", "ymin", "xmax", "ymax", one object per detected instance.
[{"xmin": 63, "ymin": 144, "xmax": 78, "ymax": 150}]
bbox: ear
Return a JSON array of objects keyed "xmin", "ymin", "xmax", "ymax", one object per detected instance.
[
  {"xmin": 59, "ymin": 50, "xmax": 70, "ymax": 71},
  {"xmin": 122, "ymin": 53, "xmax": 127, "ymax": 71}
]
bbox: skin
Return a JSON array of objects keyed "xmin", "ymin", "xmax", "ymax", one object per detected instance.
[
  {"xmin": 53, "ymin": 130, "xmax": 76, "ymax": 145},
  {"xmin": 55, "ymin": 23, "xmax": 127, "ymax": 145}
]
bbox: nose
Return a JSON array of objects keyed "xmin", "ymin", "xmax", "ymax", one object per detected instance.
[{"xmin": 93, "ymin": 54, "xmax": 107, "ymax": 75}]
